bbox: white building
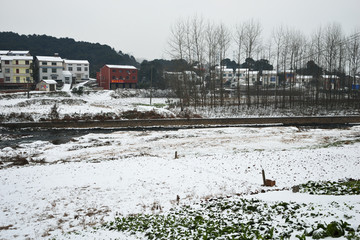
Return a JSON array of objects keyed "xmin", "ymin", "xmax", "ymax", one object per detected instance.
[
  {"xmin": 262, "ymin": 70, "xmax": 278, "ymax": 87},
  {"xmin": 63, "ymin": 59, "xmax": 89, "ymax": 82},
  {"xmin": 296, "ymin": 75, "xmax": 313, "ymax": 87},
  {"xmin": 36, "ymin": 56, "xmax": 64, "ymax": 82},
  {"xmin": 62, "ymin": 71, "xmax": 72, "ymax": 84},
  {"xmin": 164, "ymin": 71, "xmax": 199, "ymax": 82},
  {"xmin": 214, "ymin": 66, "xmax": 234, "ymax": 83}
]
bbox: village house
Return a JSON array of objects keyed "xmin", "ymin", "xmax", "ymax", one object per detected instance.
[
  {"xmin": 36, "ymin": 56, "xmax": 64, "ymax": 83},
  {"xmin": 322, "ymin": 75, "xmax": 340, "ymax": 90},
  {"xmin": 262, "ymin": 70, "xmax": 278, "ymax": 87},
  {"xmin": 214, "ymin": 66, "xmax": 234, "ymax": 84},
  {"xmin": 0, "ymin": 55, "xmax": 33, "ymax": 88},
  {"xmin": 163, "ymin": 71, "xmax": 199, "ymax": 83},
  {"xmin": 97, "ymin": 65, "xmax": 138, "ymax": 90},
  {"xmin": 282, "ymin": 70, "xmax": 296, "ymax": 85},
  {"xmin": 353, "ymin": 75, "xmax": 360, "ymax": 90},
  {"xmin": 36, "ymin": 79, "xmax": 57, "ymax": 92},
  {"xmin": 296, "ymin": 75, "xmax": 313, "ymax": 87},
  {"xmin": 63, "ymin": 59, "xmax": 89, "ymax": 82}
]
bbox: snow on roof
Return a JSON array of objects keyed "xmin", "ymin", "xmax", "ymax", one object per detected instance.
[
  {"xmin": 262, "ymin": 70, "xmax": 277, "ymax": 74},
  {"xmin": 64, "ymin": 59, "xmax": 89, "ymax": 65},
  {"xmin": 36, "ymin": 56, "xmax": 63, "ymax": 62},
  {"xmin": 0, "ymin": 50, "xmax": 30, "ymax": 55},
  {"xmin": 0, "ymin": 56, "xmax": 33, "ymax": 61},
  {"xmin": 41, "ymin": 80, "xmax": 57, "ymax": 84},
  {"xmin": 10, "ymin": 50, "xmax": 30, "ymax": 55},
  {"xmin": 62, "ymin": 71, "xmax": 72, "ymax": 76},
  {"xmin": 106, "ymin": 65, "xmax": 137, "ymax": 69},
  {"xmin": 296, "ymin": 75, "xmax": 313, "ymax": 79},
  {"xmin": 322, "ymin": 75, "xmax": 339, "ymax": 79}
]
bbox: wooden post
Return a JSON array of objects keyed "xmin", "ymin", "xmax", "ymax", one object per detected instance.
[
  {"xmin": 175, "ymin": 151, "xmax": 178, "ymax": 159},
  {"xmin": 262, "ymin": 169, "xmax": 266, "ymax": 186}
]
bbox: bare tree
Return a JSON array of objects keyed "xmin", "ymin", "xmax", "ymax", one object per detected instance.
[
  {"xmin": 347, "ymin": 29, "xmax": 360, "ymax": 106},
  {"xmin": 217, "ymin": 23, "xmax": 231, "ymax": 106},
  {"xmin": 191, "ymin": 15, "xmax": 205, "ymax": 107},
  {"xmin": 234, "ymin": 22, "xmax": 245, "ymax": 107},
  {"xmin": 167, "ymin": 18, "xmax": 186, "ymax": 60},
  {"xmin": 184, "ymin": 17, "xmax": 194, "ymax": 65},
  {"xmin": 243, "ymin": 19, "xmax": 262, "ymax": 107},
  {"xmin": 310, "ymin": 26, "xmax": 324, "ymax": 105},
  {"xmin": 243, "ymin": 19, "xmax": 262, "ymax": 59},
  {"xmin": 323, "ymin": 23, "xmax": 343, "ymax": 106},
  {"xmin": 205, "ymin": 21, "xmax": 219, "ymax": 107},
  {"xmin": 271, "ymin": 25, "xmax": 286, "ymax": 108}
]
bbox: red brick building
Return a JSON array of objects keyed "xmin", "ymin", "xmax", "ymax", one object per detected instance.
[{"xmin": 97, "ymin": 65, "xmax": 138, "ymax": 90}]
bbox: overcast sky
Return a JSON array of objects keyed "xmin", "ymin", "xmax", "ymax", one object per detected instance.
[{"xmin": 1, "ymin": 0, "xmax": 359, "ymax": 61}]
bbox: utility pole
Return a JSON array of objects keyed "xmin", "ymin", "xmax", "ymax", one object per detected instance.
[
  {"xmin": 27, "ymin": 79, "xmax": 30, "ymax": 99},
  {"xmin": 150, "ymin": 66, "xmax": 153, "ymax": 105}
]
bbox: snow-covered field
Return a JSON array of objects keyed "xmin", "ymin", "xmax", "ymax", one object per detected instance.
[
  {"xmin": 0, "ymin": 90, "xmax": 360, "ymax": 239},
  {"xmin": 0, "ymin": 89, "xmax": 174, "ymax": 122},
  {"xmin": 1, "ymin": 124, "xmax": 360, "ymax": 239}
]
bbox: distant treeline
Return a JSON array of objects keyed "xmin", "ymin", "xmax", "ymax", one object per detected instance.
[{"xmin": 0, "ymin": 32, "xmax": 139, "ymax": 78}]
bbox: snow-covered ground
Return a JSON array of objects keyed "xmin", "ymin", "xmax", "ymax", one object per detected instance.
[
  {"xmin": 1, "ymin": 125, "xmax": 360, "ymax": 239},
  {"xmin": 0, "ymin": 90, "xmax": 173, "ymax": 122}
]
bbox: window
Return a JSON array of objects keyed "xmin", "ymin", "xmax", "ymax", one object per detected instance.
[
  {"xmin": 132, "ymin": 70, "xmax": 136, "ymax": 73},
  {"xmin": 5, "ymin": 77, "xmax": 10, "ymax": 82},
  {"xmin": 16, "ymin": 77, "xmax": 20, "ymax": 83},
  {"xmin": 126, "ymin": 76, "xmax": 129, "ymax": 80},
  {"xmin": 5, "ymin": 60, "xmax": 10, "ymax": 65},
  {"xmin": 52, "ymin": 62, "xmax": 57, "ymax": 66},
  {"xmin": 228, "ymin": 74, "xmax": 232, "ymax": 77},
  {"xmin": 16, "ymin": 60, "xmax": 19, "ymax": 65},
  {"xmin": 52, "ymin": 68, "xmax": 57, "ymax": 73},
  {"xmin": 119, "ymin": 70, "xmax": 122, "ymax": 73},
  {"xmin": 43, "ymin": 76, "xmax": 48, "ymax": 80},
  {"xmin": 77, "ymin": 67, "xmax": 81, "ymax": 71},
  {"xmin": 85, "ymin": 75, "xmax": 88, "ymax": 79},
  {"xmin": 16, "ymin": 69, "xmax": 19, "ymax": 74},
  {"xmin": 132, "ymin": 76, "xmax": 136, "ymax": 80},
  {"xmin": 69, "ymin": 67, "xmax": 73, "ymax": 71},
  {"xmin": 5, "ymin": 68, "xmax": 10, "ymax": 73},
  {"xmin": 84, "ymin": 67, "xmax": 88, "ymax": 71},
  {"xmin": 120, "ymin": 76, "xmax": 123, "ymax": 80},
  {"xmin": 112, "ymin": 76, "xmax": 116, "ymax": 80},
  {"xmin": 26, "ymin": 77, "xmax": 30, "ymax": 82},
  {"xmin": 126, "ymin": 70, "xmax": 130, "ymax": 74},
  {"xmin": 42, "ymin": 68, "xmax": 48, "ymax": 73},
  {"xmin": 25, "ymin": 60, "xmax": 29, "ymax": 65},
  {"xmin": 112, "ymin": 69, "xmax": 116, "ymax": 73},
  {"xmin": 42, "ymin": 62, "xmax": 47, "ymax": 65}
]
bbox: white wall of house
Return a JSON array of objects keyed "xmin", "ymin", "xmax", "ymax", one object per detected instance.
[
  {"xmin": 63, "ymin": 60, "xmax": 89, "ymax": 81},
  {"xmin": 37, "ymin": 56, "xmax": 64, "ymax": 82}
]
